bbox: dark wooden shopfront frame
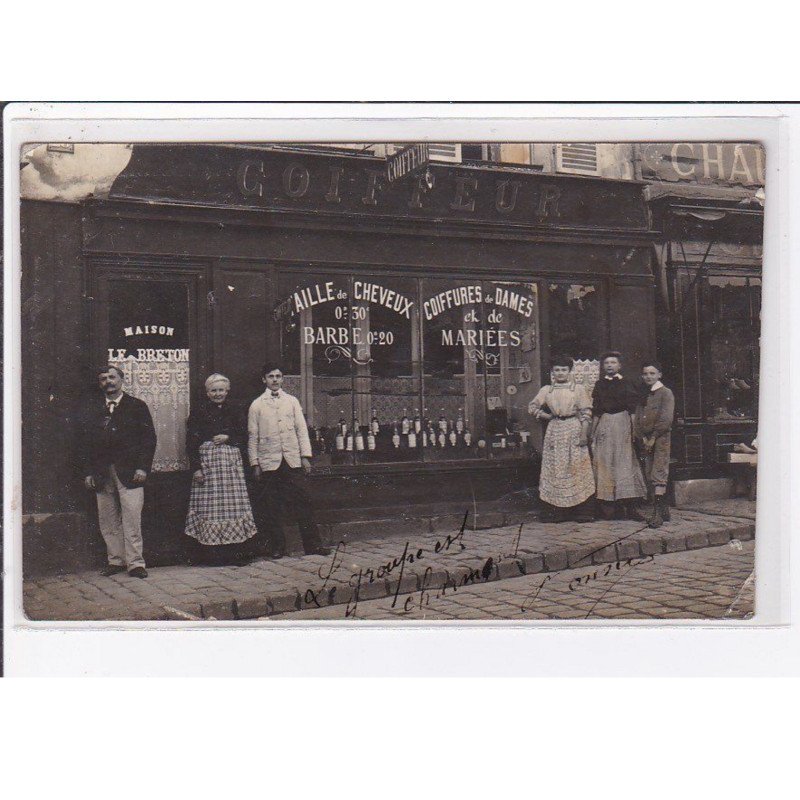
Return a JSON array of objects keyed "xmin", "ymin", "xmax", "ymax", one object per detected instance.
[{"xmin": 68, "ymin": 145, "xmax": 658, "ymax": 560}]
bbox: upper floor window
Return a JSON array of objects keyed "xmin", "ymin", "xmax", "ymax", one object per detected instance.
[{"xmin": 556, "ymin": 143, "xmax": 599, "ymax": 175}]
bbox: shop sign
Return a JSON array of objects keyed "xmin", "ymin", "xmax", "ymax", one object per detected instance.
[
  {"xmin": 640, "ymin": 143, "xmax": 765, "ymax": 187},
  {"xmin": 110, "ymin": 145, "xmax": 650, "ymax": 231},
  {"xmin": 278, "ymin": 279, "xmax": 536, "ymax": 368},
  {"xmin": 386, "ymin": 143, "xmax": 429, "ymax": 183}
]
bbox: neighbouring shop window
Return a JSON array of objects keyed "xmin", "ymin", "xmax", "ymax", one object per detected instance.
[
  {"xmin": 106, "ymin": 279, "xmax": 191, "ymax": 471},
  {"xmin": 273, "ymin": 272, "xmax": 541, "ymax": 466},
  {"xmin": 547, "ymin": 283, "xmax": 601, "ymax": 361},
  {"xmin": 704, "ymin": 274, "xmax": 761, "ymax": 421}
]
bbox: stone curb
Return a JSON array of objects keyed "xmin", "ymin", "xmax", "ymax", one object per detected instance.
[{"xmin": 167, "ymin": 519, "xmax": 756, "ymax": 621}]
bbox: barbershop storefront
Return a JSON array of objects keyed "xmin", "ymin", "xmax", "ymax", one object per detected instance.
[{"xmin": 22, "ymin": 144, "xmax": 657, "ymax": 568}]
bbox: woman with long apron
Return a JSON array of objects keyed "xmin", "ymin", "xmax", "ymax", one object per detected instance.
[
  {"xmin": 185, "ymin": 373, "xmax": 257, "ymax": 565},
  {"xmin": 590, "ymin": 351, "xmax": 647, "ymax": 520},
  {"xmin": 528, "ymin": 355, "xmax": 596, "ymax": 523}
]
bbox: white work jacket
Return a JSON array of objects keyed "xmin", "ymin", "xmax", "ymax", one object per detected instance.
[{"xmin": 247, "ymin": 389, "xmax": 312, "ymax": 471}]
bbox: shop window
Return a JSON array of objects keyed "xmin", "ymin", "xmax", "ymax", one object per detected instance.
[
  {"xmin": 273, "ymin": 271, "xmax": 542, "ymax": 467},
  {"xmin": 704, "ymin": 275, "xmax": 761, "ymax": 421},
  {"xmin": 420, "ymin": 279, "xmax": 540, "ymax": 461},
  {"xmin": 547, "ymin": 283, "xmax": 601, "ymax": 362},
  {"xmin": 274, "ymin": 272, "xmax": 421, "ymax": 466},
  {"xmin": 105, "ymin": 279, "xmax": 191, "ymax": 472}
]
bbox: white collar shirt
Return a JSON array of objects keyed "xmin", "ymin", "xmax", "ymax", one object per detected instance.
[
  {"xmin": 650, "ymin": 380, "xmax": 664, "ymax": 392},
  {"xmin": 247, "ymin": 388, "xmax": 312, "ymax": 470}
]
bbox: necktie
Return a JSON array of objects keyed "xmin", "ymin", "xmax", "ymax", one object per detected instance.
[
  {"xmin": 271, "ymin": 391, "xmax": 279, "ymax": 398},
  {"xmin": 107, "ymin": 400, "xmax": 116, "ymax": 414}
]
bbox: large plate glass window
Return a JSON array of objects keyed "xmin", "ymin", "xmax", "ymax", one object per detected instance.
[{"xmin": 703, "ymin": 274, "xmax": 761, "ymax": 421}]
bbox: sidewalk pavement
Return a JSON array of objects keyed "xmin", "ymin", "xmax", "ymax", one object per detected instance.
[
  {"xmin": 22, "ymin": 499, "xmax": 756, "ymax": 622},
  {"xmin": 271, "ymin": 541, "xmax": 756, "ymax": 621}
]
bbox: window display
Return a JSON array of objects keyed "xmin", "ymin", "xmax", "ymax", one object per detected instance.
[
  {"xmin": 274, "ymin": 272, "xmax": 542, "ymax": 466},
  {"xmin": 704, "ymin": 274, "xmax": 761, "ymax": 421},
  {"xmin": 547, "ymin": 282, "xmax": 601, "ymax": 362}
]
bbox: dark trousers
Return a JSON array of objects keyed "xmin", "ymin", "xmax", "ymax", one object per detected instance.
[{"xmin": 252, "ymin": 459, "xmax": 322, "ymax": 555}]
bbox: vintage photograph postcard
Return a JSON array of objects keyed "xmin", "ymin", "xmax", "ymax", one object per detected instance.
[{"xmin": 19, "ymin": 139, "xmax": 762, "ymax": 622}]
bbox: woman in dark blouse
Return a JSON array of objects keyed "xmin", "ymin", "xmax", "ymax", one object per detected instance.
[
  {"xmin": 590, "ymin": 351, "xmax": 647, "ymax": 520},
  {"xmin": 184, "ymin": 373, "xmax": 257, "ymax": 565}
]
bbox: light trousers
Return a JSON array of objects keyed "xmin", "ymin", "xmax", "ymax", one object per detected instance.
[{"xmin": 96, "ymin": 465, "xmax": 145, "ymax": 569}]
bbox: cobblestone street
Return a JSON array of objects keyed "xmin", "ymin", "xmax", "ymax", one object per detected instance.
[
  {"xmin": 22, "ymin": 499, "xmax": 756, "ymax": 622},
  {"xmin": 270, "ymin": 540, "xmax": 755, "ymax": 621}
]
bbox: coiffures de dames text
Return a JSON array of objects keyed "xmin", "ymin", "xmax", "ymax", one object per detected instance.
[{"xmin": 294, "ymin": 514, "xmax": 655, "ymax": 619}]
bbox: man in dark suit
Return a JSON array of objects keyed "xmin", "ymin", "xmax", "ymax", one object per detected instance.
[{"xmin": 81, "ymin": 365, "xmax": 157, "ymax": 578}]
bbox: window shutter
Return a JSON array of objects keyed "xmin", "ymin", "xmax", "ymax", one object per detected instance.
[
  {"xmin": 387, "ymin": 143, "xmax": 462, "ymax": 163},
  {"xmin": 556, "ymin": 143, "xmax": 599, "ymax": 175}
]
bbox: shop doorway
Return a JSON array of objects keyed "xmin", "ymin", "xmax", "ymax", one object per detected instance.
[{"xmin": 90, "ymin": 264, "xmax": 209, "ymax": 564}]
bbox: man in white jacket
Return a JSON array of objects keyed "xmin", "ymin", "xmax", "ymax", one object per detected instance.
[{"xmin": 248, "ymin": 364, "xmax": 330, "ymax": 559}]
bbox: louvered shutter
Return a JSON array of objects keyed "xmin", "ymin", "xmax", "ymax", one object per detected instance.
[
  {"xmin": 556, "ymin": 143, "xmax": 599, "ymax": 175},
  {"xmin": 387, "ymin": 143, "xmax": 462, "ymax": 163}
]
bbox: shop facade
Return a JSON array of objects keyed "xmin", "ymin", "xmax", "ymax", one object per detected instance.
[
  {"xmin": 640, "ymin": 143, "xmax": 764, "ymax": 481},
  {"xmin": 21, "ymin": 144, "xmax": 657, "ymax": 571}
]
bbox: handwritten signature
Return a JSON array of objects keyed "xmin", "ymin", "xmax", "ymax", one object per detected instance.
[{"xmin": 291, "ymin": 510, "xmax": 471, "ymax": 617}]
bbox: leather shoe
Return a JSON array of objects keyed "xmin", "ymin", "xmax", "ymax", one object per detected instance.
[
  {"xmin": 309, "ymin": 546, "xmax": 332, "ymax": 556},
  {"xmin": 100, "ymin": 564, "xmax": 126, "ymax": 577},
  {"xmin": 270, "ymin": 551, "xmax": 285, "ymax": 560},
  {"xmin": 128, "ymin": 567, "xmax": 148, "ymax": 579}
]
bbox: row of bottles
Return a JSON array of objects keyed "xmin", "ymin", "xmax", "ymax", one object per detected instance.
[{"xmin": 313, "ymin": 407, "xmax": 472, "ymax": 453}]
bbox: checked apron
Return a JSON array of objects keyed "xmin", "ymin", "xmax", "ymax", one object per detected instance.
[{"xmin": 184, "ymin": 442, "xmax": 257, "ymax": 545}]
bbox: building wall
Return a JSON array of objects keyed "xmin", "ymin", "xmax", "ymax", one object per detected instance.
[{"xmin": 21, "ymin": 201, "xmax": 89, "ymax": 515}]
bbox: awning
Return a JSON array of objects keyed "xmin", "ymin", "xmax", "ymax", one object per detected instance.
[
  {"xmin": 647, "ymin": 182, "xmax": 764, "ymax": 244},
  {"xmin": 645, "ymin": 182, "xmax": 763, "ymax": 205}
]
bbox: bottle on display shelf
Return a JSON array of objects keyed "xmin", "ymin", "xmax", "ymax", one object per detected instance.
[
  {"xmin": 448, "ymin": 428, "xmax": 457, "ymax": 447},
  {"xmin": 463, "ymin": 427, "xmax": 472, "ymax": 447},
  {"xmin": 392, "ymin": 421, "xmax": 401, "ymax": 449},
  {"xmin": 421, "ymin": 427, "xmax": 428, "ymax": 448},
  {"xmin": 345, "ymin": 419, "xmax": 354, "ymax": 451},
  {"xmin": 367, "ymin": 428, "xmax": 376, "ymax": 451},
  {"xmin": 371, "ymin": 409, "xmax": 380, "ymax": 436},
  {"xmin": 335, "ymin": 413, "xmax": 346, "ymax": 451},
  {"xmin": 314, "ymin": 427, "xmax": 326, "ymax": 455},
  {"xmin": 438, "ymin": 429, "xmax": 446, "ymax": 448},
  {"xmin": 427, "ymin": 423, "xmax": 437, "ymax": 448},
  {"xmin": 413, "ymin": 408, "xmax": 422, "ymax": 434},
  {"xmin": 354, "ymin": 418, "xmax": 365, "ymax": 451},
  {"xmin": 408, "ymin": 428, "xmax": 417, "ymax": 448},
  {"xmin": 455, "ymin": 408, "xmax": 465, "ymax": 434},
  {"xmin": 401, "ymin": 408, "xmax": 410, "ymax": 435},
  {"xmin": 438, "ymin": 409, "xmax": 448, "ymax": 433}
]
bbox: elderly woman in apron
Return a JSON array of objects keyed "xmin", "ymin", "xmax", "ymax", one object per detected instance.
[
  {"xmin": 528, "ymin": 355, "xmax": 596, "ymax": 523},
  {"xmin": 185, "ymin": 373, "xmax": 257, "ymax": 565},
  {"xmin": 590, "ymin": 351, "xmax": 647, "ymax": 520}
]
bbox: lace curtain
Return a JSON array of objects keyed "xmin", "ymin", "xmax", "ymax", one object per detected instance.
[{"xmin": 112, "ymin": 359, "xmax": 190, "ymax": 471}]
